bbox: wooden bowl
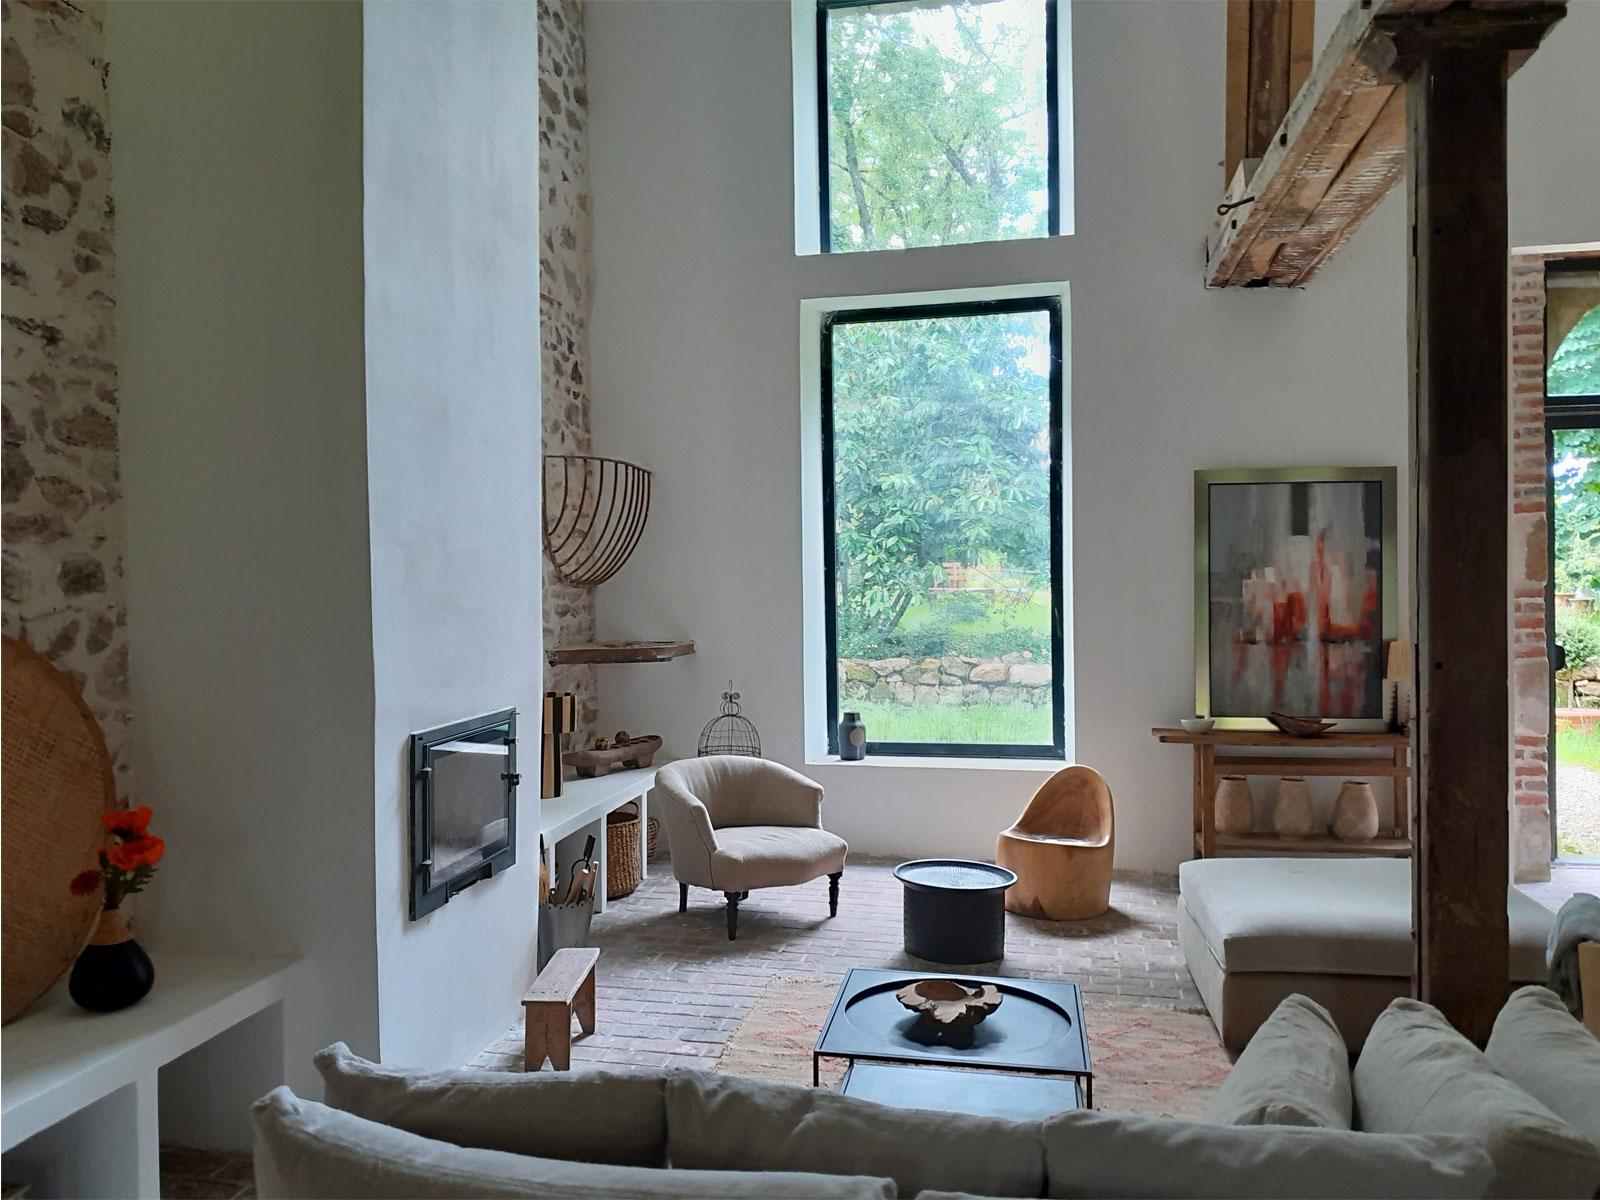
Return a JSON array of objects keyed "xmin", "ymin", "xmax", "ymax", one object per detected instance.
[
  {"xmin": 562, "ymin": 735, "xmax": 662, "ymax": 779},
  {"xmin": 895, "ymin": 978, "xmax": 1003, "ymax": 1029},
  {"xmin": 1267, "ymin": 712, "xmax": 1336, "ymax": 737}
]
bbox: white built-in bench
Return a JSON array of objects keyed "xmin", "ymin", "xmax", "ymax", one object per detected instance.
[
  {"xmin": 1, "ymin": 953, "xmax": 300, "ymax": 1198},
  {"xmin": 540, "ymin": 763, "xmax": 664, "ymax": 912}
]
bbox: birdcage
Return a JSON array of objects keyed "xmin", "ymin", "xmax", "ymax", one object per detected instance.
[{"xmin": 698, "ymin": 680, "xmax": 761, "ymax": 757}]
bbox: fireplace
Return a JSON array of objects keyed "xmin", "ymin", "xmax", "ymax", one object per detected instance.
[{"xmin": 409, "ymin": 708, "xmax": 519, "ymax": 919}]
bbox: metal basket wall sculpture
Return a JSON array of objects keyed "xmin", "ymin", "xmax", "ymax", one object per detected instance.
[
  {"xmin": 698, "ymin": 681, "xmax": 761, "ymax": 758},
  {"xmin": 542, "ymin": 454, "xmax": 652, "ymax": 588}
]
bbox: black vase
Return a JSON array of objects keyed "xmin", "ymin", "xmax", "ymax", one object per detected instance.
[
  {"xmin": 69, "ymin": 911, "xmax": 155, "ymax": 1013},
  {"xmin": 839, "ymin": 711, "xmax": 867, "ymax": 761}
]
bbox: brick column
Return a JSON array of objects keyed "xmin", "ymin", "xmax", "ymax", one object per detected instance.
[{"xmin": 1509, "ymin": 251, "xmax": 1549, "ymax": 882}]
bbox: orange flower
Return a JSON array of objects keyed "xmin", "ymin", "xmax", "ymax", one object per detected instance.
[
  {"xmin": 69, "ymin": 869, "xmax": 102, "ymax": 896},
  {"xmin": 106, "ymin": 835, "xmax": 165, "ymax": 871},
  {"xmin": 102, "ymin": 806, "xmax": 154, "ymax": 837}
]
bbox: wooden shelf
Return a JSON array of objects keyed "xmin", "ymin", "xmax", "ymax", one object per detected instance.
[
  {"xmin": 1153, "ymin": 726, "xmax": 1409, "ymax": 747},
  {"xmin": 547, "ymin": 641, "xmax": 694, "ymax": 665},
  {"xmin": 1198, "ymin": 831, "xmax": 1413, "ymax": 856},
  {"xmin": 1213, "ymin": 756, "xmax": 1409, "ymax": 777},
  {"xmin": 1154, "ymin": 725, "xmax": 1413, "ymax": 860}
]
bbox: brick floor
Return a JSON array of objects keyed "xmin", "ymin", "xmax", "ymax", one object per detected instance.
[{"xmin": 472, "ymin": 855, "xmax": 1199, "ymax": 1073}]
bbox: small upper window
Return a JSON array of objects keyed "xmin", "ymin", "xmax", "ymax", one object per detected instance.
[{"xmin": 817, "ymin": 0, "xmax": 1058, "ymax": 253}]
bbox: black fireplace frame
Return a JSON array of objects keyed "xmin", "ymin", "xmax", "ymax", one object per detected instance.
[{"xmin": 409, "ymin": 708, "xmax": 519, "ymax": 920}]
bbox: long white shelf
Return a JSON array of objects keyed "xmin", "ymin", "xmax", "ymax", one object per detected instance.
[
  {"xmin": 540, "ymin": 762, "xmax": 663, "ymax": 845},
  {"xmin": 539, "ymin": 762, "xmax": 667, "ymax": 914},
  {"xmin": 2, "ymin": 952, "xmax": 300, "ymax": 1197}
]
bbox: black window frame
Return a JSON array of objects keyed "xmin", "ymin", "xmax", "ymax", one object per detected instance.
[
  {"xmin": 821, "ymin": 294, "xmax": 1067, "ymax": 759},
  {"xmin": 816, "ymin": 0, "xmax": 1061, "ymax": 255}
]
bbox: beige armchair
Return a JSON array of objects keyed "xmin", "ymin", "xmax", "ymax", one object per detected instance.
[{"xmin": 655, "ymin": 756, "xmax": 847, "ymax": 939}]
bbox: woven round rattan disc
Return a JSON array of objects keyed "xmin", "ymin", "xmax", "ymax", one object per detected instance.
[{"xmin": 2, "ymin": 636, "xmax": 114, "ymax": 1023}]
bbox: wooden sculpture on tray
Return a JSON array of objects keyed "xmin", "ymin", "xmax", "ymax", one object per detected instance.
[
  {"xmin": 995, "ymin": 765, "xmax": 1115, "ymax": 921},
  {"xmin": 896, "ymin": 978, "xmax": 1003, "ymax": 1031},
  {"xmin": 562, "ymin": 732, "xmax": 662, "ymax": 778},
  {"xmin": 542, "ymin": 455, "xmax": 652, "ymax": 588}
]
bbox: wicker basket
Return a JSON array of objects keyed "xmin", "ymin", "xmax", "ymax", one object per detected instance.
[{"xmin": 605, "ymin": 800, "xmax": 658, "ymax": 900}]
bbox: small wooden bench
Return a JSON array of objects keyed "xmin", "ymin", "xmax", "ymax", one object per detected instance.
[{"xmin": 522, "ymin": 947, "xmax": 598, "ymax": 1071}]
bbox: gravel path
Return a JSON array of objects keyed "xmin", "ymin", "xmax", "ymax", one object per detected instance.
[{"xmin": 1555, "ymin": 761, "xmax": 1600, "ymax": 857}]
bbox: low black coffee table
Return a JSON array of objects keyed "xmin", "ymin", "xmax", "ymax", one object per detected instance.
[
  {"xmin": 840, "ymin": 1061, "xmax": 1083, "ymax": 1120},
  {"xmin": 813, "ymin": 967, "xmax": 1093, "ymax": 1108}
]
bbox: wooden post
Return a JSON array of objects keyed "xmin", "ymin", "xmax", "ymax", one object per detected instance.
[{"xmin": 1375, "ymin": 5, "xmax": 1564, "ymax": 1045}]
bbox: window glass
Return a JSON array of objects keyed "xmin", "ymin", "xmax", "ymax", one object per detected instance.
[
  {"xmin": 822, "ymin": 0, "xmax": 1054, "ymax": 252},
  {"xmin": 826, "ymin": 298, "xmax": 1063, "ymax": 754},
  {"xmin": 1549, "ymin": 304, "xmax": 1600, "ymax": 398}
]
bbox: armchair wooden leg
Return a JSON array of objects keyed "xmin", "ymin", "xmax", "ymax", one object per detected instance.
[
  {"xmin": 724, "ymin": 892, "xmax": 741, "ymax": 940},
  {"xmin": 828, "ymin": 871, "xmax": 841, "ymax": 918},
  {"xmin": 679, "ymin": 881, "xmax": 688, "ymax": 913}
]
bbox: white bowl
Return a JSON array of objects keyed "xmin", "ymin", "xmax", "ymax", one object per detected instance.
[{"xmin": 1180, "ymin": 717, "xmax": 1216, "ymax": 734}]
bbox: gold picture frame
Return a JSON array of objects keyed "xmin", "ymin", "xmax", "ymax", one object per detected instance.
[{"xmin": 1194, "ymin": 466, "xmax": 1399, "ymax": 731}]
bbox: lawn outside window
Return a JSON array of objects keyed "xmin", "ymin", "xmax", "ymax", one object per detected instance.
[{"xmin": 821, "ymin": 294, "xmax": 1066, "ymax": 758}]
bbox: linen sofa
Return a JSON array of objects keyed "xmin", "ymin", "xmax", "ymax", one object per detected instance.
[{"xmin": 251, "ymin": 989, "xmax": 1600, "ymax": 1200}]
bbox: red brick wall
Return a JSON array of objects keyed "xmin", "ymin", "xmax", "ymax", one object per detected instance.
[{"xmin": 1509, "ymin": 252, "xmax": 1549, "ymax": 881}]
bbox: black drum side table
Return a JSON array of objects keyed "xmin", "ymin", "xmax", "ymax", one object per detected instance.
[{"xmin": 893, "ymin": 859, "xmax": 1017, "ymax": 963}]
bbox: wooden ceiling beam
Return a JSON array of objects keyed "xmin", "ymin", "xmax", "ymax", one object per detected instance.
[
  {"xmin": 1206, "ymin": 0, "xmax": 1565, "ymax": 289},
  {"xmin": 1225, "ymin": 1, "xmax": 1316, "ymax": 183}
]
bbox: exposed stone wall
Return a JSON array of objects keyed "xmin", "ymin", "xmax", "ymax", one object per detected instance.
[
  {"xmin": 2, "ymin": 0, "xmax": 129, "ymax": 801},
  {"xmin": 538, "ymin": 0, "xmax": 598, "ymax": 740},
  {"xmin": 837, "ymin": 654, "xmax": 1054, "ymax": 708}
]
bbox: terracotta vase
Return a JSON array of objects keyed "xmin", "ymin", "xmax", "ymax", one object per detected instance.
[
  {"xmin": 68, "ymin": 908, "xmax": 154, "ymax": 1013},
  {"xmin": 1332, "ymin": 779, "xmax": 1380, "ymax": 842},
  {"xmin": 1214, "ymin": 775, "xmax": 1255, "ymax": 837},
  {"xmin": 1272, "ymin": 777, "xmax": 1316, "ymax": 839}
]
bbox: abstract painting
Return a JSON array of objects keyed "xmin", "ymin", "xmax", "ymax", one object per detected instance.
[{"xmin": 1195, "ymin": 468, "xmax": 1397, "ymax": 728}]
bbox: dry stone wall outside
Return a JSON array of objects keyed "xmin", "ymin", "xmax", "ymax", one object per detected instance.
[
  {"xmin": 2, "ymin": 0, "xmax": 130, "ymax": 801},
  {"xmin": 836, "ymin": 654, "xmax": 1053, "ymax": 708}
]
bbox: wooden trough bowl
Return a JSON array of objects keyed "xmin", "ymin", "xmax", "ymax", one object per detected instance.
[
  {"xmin": 562, "ymin": 735, "xmax": 663, "ymax": 779},
  {"xmin": 1267, "ymin": 712, "xmax": 1337, "ymax": 737},
  {"xmin": 896, "ymin": 978, "xmax": 1003, "ymax": 1031}
]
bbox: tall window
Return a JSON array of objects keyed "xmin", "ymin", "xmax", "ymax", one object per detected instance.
[
  {"xmin": 818, "ymin": 0, "xmax": 1059, "ymax": 253},
  {"xmin": 823, "ymin": 296, "xmax": 1065, "ymax": 757}
]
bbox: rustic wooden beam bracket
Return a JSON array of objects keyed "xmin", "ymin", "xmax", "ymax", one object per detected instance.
[{"xmin": 1206, "ymin": 0, "xmax": 1564, "ymax": 290}]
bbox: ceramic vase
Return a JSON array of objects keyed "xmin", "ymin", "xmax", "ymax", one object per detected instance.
[
  {"xmin": 69, "ymin": 908, "xmax": 154, "ymax": 1013},
  {"xmin": 1272, "ymin": 777, "xmax": 1316, "ymax": 839},
  {"xmin": 1214, "ymin": 775, "xmax": 1255, "ymax": 836},
  {"xmin": 1332, "ymin": 779, "xmax": 1380, "ymax": 842},
  {"xmin": 838, "ymin": 711, "xmax": 866, "ymax": 761}
]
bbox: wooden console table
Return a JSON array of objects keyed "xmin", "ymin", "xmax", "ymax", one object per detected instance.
[{"xmin": 1152, "ymin": 727, "xmax": 1412, "ymax": 859}]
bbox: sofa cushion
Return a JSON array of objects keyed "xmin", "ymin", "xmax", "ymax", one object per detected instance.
[
  {"xmin": 1041, "ymin": 1108, "xmax": 1494, "ymax": 1199},
  {"xmin": 1178, "ymin": 859, "xmax": 1551, "ymax": 979},
  {"xmin": 665, "ymin": 1068, "xmax": 1046, "ymax": 1199},
  {"xmin": 314, "ymin": 1042, "xmax": 666, "ymax": 1167},
  {"xmin": 1203, "ymin": 993, "xmax": 1352, "ymax": 1128},
  {"xmin": 1484, "ymin": 986, "xmax": 1600, "ymax": 1151},
  {"xmin": 1353, "ymin": 997, "xmax": 1600, "ymax": 1199},
  {"xmin": 253, "ymin": 1086, "xmax": 895, "ymax": 1199}
]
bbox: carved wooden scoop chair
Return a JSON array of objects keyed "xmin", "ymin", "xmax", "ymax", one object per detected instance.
[
  {"xmin": 995, "ymin": 765, "xmax": 1115, "ymax": 920},
  {"xmin": 656, "ymin": 756, "xmax": 846, "ymax": 940}
]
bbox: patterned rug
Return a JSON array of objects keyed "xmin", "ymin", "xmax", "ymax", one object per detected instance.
[{"xmin": 717, "ymin": 977, "xmax": 1231, "ymax": 1119}]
